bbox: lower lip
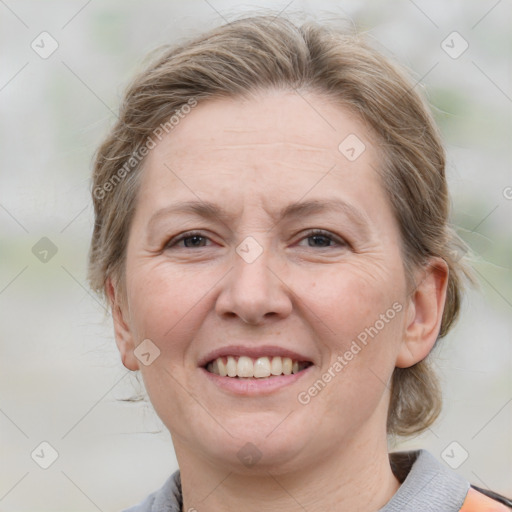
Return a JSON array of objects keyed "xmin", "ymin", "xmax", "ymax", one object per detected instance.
[{"xmin": 200, "ymin": 366, "xmax": 312, "ymax": 396}]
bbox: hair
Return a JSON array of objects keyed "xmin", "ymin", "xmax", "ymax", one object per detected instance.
[{"xmin": 88, "ymin": 15, "xmax": 473, "ymax": 437}]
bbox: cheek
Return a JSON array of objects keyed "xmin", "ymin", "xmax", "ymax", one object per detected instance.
[
  {"xmin": 125, "ymin": 262, "xmax": 214, "ymax": 359},
  {"xmin": 298, "ymin": 260, "xmax": 406, "ymax": 345},
  {"xmin": 295, "ymin": 262, "xmax": 405, "ymax": 402},
  {"xmin": 302, "ymin": 266, "xmax": 405, "ymax": 416},
  {"xmin": 124, "ymin": 264, "xmax": 216, "ymax": 435}
]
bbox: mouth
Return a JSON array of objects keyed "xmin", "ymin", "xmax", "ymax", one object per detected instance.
[{"xmin": 204, "ymin": 355, "xmax": 312, "ymax": 379}]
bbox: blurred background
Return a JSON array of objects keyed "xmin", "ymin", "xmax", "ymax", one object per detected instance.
[{"xmin": 0, "ymin": 0, "xmax": 510, "ymax": 510}]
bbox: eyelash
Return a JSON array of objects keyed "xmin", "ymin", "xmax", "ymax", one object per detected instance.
[
  {"xmin": 297, "ymin": 229, "xmax": 347, "ymax": 248},
  {"xmin": 166, "ymin": 229, "xmax": 347, "ymax": 250},
  {"xmin": 167, "ymin": 231, "xmax": 211, "ymax": 249}
]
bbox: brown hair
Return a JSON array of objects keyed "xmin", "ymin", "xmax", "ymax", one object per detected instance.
[{"xmin": 88, "ymin": 15, "xmax": 472, "ymax": 436}]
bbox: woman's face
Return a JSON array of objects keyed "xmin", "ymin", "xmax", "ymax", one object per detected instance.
[{"xmin": 113, "ymin": 90, "xmax": 426, "ymax": 471}]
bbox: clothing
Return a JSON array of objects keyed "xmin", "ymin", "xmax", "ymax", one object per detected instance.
[{"xmin": 122, "ymin": 450, "xmax": 511, "ymax": 512}]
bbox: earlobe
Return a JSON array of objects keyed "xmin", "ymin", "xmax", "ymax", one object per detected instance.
[
  {"xmin": 396, "ymin": 259, "xmax": 449, "ymax": 368},
  {"xmin": 106, "ymin": 278, "xmax": 140, "ymax": 372}
]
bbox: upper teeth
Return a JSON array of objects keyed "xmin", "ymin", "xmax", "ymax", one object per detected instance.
[{"xmin": 206, "ymin": 356, "xmax": 307, "ymax": 378}]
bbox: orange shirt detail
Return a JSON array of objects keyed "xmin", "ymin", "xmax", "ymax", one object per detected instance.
[{"xmin": 460, "ymin": 488, "xmax": 510, "ymax": 512}]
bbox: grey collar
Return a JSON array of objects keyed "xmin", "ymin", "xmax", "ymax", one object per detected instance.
[
  {"xmin": 380, "ymin": 450, "xmax": 469, "ymax": 511},
  {"xmin": 124, "ymin": 450, "xmax": 469, "ymax": 512}
]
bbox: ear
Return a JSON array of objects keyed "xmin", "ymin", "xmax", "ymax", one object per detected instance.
[
  {"xmin": 396, "ymin": 258, "xmax": 449, "ymax": 368},
  {"xmin": 106, "ymin": 277, "xmax": 140, "ymax": 371}
]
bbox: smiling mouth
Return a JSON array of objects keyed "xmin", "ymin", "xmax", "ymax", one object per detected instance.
[{"xmin": 205, "ymin": 356, "xmax": 312, "ymax": 379}]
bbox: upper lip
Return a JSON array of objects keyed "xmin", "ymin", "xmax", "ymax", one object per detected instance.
[{"xmin": 198, "ymin": 345, "xmax": 313, "ymax": 367}]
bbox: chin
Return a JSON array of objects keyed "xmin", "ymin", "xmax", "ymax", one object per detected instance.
[{"xmin": 192, "ymin": 415, "xmax": 317, "ymax": 474}]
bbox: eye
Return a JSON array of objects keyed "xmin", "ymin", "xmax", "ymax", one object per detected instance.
[
  {"xmin": 297, "ymin": 229, "xmax": 347, "ymax": 249},
  {"xmin": 166, "ymin": 231, "xmax": 212, "ymax": 249}
]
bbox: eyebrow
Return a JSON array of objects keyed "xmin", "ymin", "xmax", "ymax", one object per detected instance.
[{"xmin": 147, "ymin": 198, "xmax": 371, "ymax": 233}]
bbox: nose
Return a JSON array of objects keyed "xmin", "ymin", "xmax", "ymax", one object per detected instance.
[{"xmin": 215, "ymin": 241, "xmax": 293, "ymax": 325}]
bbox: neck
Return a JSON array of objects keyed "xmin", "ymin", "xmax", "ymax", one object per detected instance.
[{"xmin": 177, "ymin": 428, "xmax": 400, "ymax": 512}]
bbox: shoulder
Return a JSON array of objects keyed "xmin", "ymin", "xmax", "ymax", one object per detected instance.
[
  {"xmin": 121, "ymin": 471, "xmax": 182, "ymax": 512},
  {"xmin": 461, "ymin": 487, "xmax": 512, "ymax": 511},
  {"xmin": 382, "ymin": 450, "xmax": 511, "ymax": 512}
]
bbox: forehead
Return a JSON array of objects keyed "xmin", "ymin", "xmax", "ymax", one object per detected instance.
[
  {"xmin": 166, "ymin": 91, "xmax": 371, "ymax": 155},
  {"xmin": 137, "ymin": 90, "xmax": 383, "ymax": 209}
]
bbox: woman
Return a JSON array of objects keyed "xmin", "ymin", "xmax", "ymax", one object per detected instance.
[{"xmin": 88, "ymin": 15, "xmax": 511, "ymax": 512}]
